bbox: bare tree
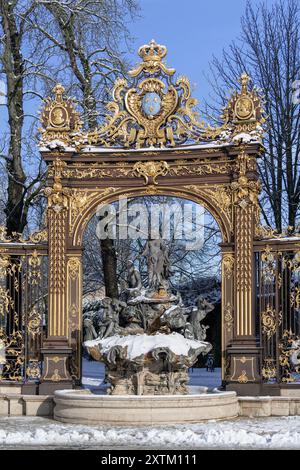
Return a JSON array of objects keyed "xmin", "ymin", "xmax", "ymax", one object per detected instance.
[
  {"xmin": 0, "ymin": 0, "xmax": 47, "ymax": 235},
  {"xmin": 0, "ymin": 1, "xmax": 139, "ymax": 298},
  {"xmin": 206, "ymin": 0, "xmax": 300, "ymax": 232},
  {"xmin": 82, "ymin": 197, "xmax": 222, "ymax": 298},
  {"xmin": 28, "ymin": 0, "xmax": 139, "ymax": 298}
]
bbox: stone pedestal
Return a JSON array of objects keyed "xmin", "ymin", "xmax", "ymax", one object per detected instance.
[
  {"xmin": 225, "ymin": 339, "xmax": 262, "ymax": 395},
  {"xmin": 39, "ymin": 337, "xmax": 73, "ymax": 395}
]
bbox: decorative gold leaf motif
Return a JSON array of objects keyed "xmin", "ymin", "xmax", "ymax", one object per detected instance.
[
  {"xmin": 262, "ymin": 358, "xmax": 276, "ymax": 381},
  {"xmin": 68, "ymin": 258, "xmax": 81, "ymax": 280},
  {"xmin": 28, "ymin": 250, "xmax": 42, "ymax": 285},
  {"xmin": 51, "ymin": 369, "xmax": 61, "ymax": 382},
  {"xmin": 279, "ymin": 330, "xmax": 300, "ymax": 383},
  {"xmin": 133, "ymin": 161, "xmax": 169, "ymax": 185},
  {"xmin": 39, "ymin": 41, "xmax": 265, "ymax": 150},
  {"xmin": 27, "ymin": 308, "xmax": 42, "ymax": 338},
  {"xmin": 26, "ymin": 360, "xmax": 41, "ymax": 380},
  {"xmin": 39, "ymin": 83, "xmax": 82, "ymax": 146},
  {"xmin": 222, "ymin": 254, "xmax": 235, "ymax": 279},
  {"xmin": 261, "ymin": 305, "xmax": 277, "ymax": 339},
  {"xmin": 237, "ymin": 370, "xmax": 249, "ymax": 384},
  {"xmin": 224, "ymin": 302, "xmax": 234, "ymax": 332}
]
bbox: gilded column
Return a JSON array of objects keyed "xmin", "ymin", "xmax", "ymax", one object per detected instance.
[
  {"xmin": 40, "ymin": 159, "xmax": 73, "ymax": 394},
  {"xmin": 48, "ymin": 205, "xmax": 67, "ymax": 337},
  {"xmin": 221, "ymin": 250, "xmax": 234, "ymax": 383},
  {"xmin": 235, "ymin": 202, "xmax": 254, "ymax": 336},
  {"xmin": 226, "ymin": 150, "xmax": 262, "ymax": 393}
]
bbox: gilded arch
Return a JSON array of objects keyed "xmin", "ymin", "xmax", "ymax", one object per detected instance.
[
  {"xmin": 38, "ymin": 40, "xmax": 266, "ymax": 395},
  {"xmin": 71, "ymin": 184, "xmax": 232, "ymax": 246}
]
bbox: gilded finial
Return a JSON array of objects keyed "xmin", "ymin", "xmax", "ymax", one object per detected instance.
[
  {"xmin": 239, "ymin": 73, "xmax": 250, "ymax": 94},
  {"xmin": 52, "ymin": 83, "xmax": 65, "ymax": 102}
]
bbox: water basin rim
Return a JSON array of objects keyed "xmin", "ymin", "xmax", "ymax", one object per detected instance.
[{"xmin": 54, "ymin": 389, "xmax": 237, "ymax": 400}]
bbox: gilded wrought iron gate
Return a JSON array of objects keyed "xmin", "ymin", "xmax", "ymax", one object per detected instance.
[
  {"xmin": 0, "ymin": 241, "xmax": 48, "ymax": 387},
  {"xmin": 255, "ymin": 241, "xmax": 300, "ymax": 386}
]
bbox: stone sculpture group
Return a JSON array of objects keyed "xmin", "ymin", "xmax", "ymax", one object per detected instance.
[{"xmin": 84, "ymin": 239, "xmax": 213, "ymax": 395}]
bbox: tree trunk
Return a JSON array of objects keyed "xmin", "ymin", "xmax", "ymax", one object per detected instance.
[
  {"xmin": 44, "ymin": 3, "xmax": 119, "ymax": 298},
  {"xmin": 0, "ymin": 1, "xmax": 26, "ymax": 235}
]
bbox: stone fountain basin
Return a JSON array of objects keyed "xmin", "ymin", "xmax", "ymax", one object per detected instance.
[{"xmin": 53, "ymin": 389, "xmax": 239, "ymax": 425}]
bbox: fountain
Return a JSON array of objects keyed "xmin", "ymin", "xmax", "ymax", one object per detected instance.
[{"xmin": 54, "ymin": 240, "xmax": 238, "ymax": 424}]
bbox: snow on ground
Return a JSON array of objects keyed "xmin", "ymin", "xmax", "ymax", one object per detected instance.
[
  {"xmin": 0, "ymin": 362, "xmax": 299, "ymax": 449},
  {"xmin": 1, "ymin": 363, "xmax": 296, "ymax": 449},
  {"xmin": 1, "ymin": 416, "xmax": 300, "ymax": 449}
]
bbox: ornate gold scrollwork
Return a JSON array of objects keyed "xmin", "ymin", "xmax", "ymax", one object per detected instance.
[
  {"xmin": 39, "ymin": 42, "xmax": 265, "ymax": 150},
  {"xmin": 231, "ymin": 150, "xmax": 261, "ymax": 210},
  {"xmin": 291, "ymin": 287, "xmax": 300, "ymax": 310},
  {"xmin": 0, "ymin": 327, "xmax": 24, "ymax": 381},
  {"xmin": 39, "ymin": 83, "xmax": 82, "ymax": 145},
  {"xmin": 262, "ymin": 358, "xmax": 276, "ymax": 381},
  {"xmin": 0, "ymin": 252, "xmax": 10, "ymax": 279},
  {"xmin": 45, "ymin": 158, "xmax": 69, "ymax": 213},
  {"xmin": 0, "ymin": 286, "xmax": 14, "ymax": 316},
  {"xmin": 279, "ymin": 330, "xmax": 300, "ymax": 383},
  {"xmin": 27, "ymin": 307, "xmax": 42, "ymax": 338},
  {"xmin": 224, "ymin": 302, "xmax": 234, "ymax": 332},
  {"xmin": 133, "ymin": 161, "xmax": 169, "ymax": 185},
  {"xmin": 26, "ymin": 360, "xmax": 41, "ymax": 380},
  {"xmin": 68, "ymin": 258, "xmax": 81, "ymax": 280},
  {"xmin": 0, "ymin": 226, "xmax": 47, "ymax": 245},
  {"xmin": 237, "ymin": 370, "xmax": 249, "ymax": 384},
  {"xmin": 261, "ymin": 305, "xmax": 277, "ymax": 339},
  {"xmin": 222, "ymin": 254, "xmax": 235, "ymax": 279},
  {"xmin": 223, "ymin": 72, "xmax": 265, "ymax": 139},
  {"xmin": 170, "ymin": 159, "xmax": 232, "ymax": 177},
  {"xmin": 186, "ymin": 184, "xmax": 231, "ymax": 215},
  {"xmin": 261, "ymin": 245, "xmax": 277, "ymax": 283},
  {"xmin": 28, "ymin": 250, "xmax": 42, "ymax": 285}
]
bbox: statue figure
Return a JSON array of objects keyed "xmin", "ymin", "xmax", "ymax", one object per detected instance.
[
  {"xmin": 141, "ymin": 238, "xmax": 171, "ymax": 291},
  {"xmin": 83, "ymin": 314, "xmax": 98, "ymax": 342},
  {"xmin": 98, "ymin": 297, "xmax": 120, "ymax": 339},
  {"xmin": 126, "ymin": 260, "xmax": 143, "ymax": 296},
  {"xmin": 161, "ymin": 304, "xmax": 187, "ymax": 334},
  {"xmin": 186, "ymin": 296, "xmax": 214, "ymax": 341}
]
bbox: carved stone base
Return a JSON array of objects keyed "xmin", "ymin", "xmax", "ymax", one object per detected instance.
[
  {"xmin": 39, "ymin": 337, "xmax": 73, "ymax": 395},
  {"xmin": 107, "ymin": 364, "xmax": 189, "ymax": 395}
]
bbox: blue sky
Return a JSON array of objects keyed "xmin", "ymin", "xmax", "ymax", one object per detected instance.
[
  {"xmin": 126, "ymin": 0, "xmax": 251, "ymax": 104},
  {"xmin": 0, "ymin": 0, "xmax": 278, "ymax": 131}
]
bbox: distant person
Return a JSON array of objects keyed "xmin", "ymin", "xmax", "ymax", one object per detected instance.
[{"xmin": 206, "ymin": 353, "xmax": 215, "ymax": 372}]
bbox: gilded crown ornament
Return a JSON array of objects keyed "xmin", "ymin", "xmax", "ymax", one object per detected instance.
[
  {"xmin": 129, "ymin": 39, "xmax": 175, "ymax": 77},
  {"xmin": 39, "ymin": 42, "xmax": 265, "ymax": 150}
]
